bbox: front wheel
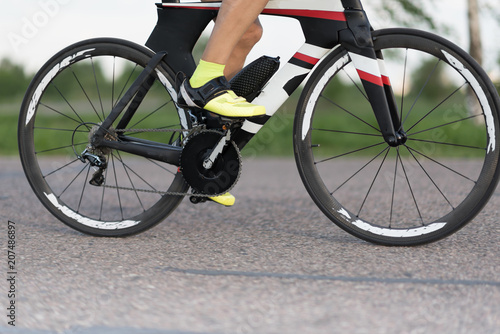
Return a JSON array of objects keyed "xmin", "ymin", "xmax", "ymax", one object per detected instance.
[
  {"xmin": 294, "ymin": 29, "xmax": 500, "ymax": 246},
  {"xmin": 18, "ymin": 38, "xmax": 190, "ymax": 237}
]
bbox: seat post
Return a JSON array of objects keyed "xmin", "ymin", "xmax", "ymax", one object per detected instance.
[{"xmin": 341, "ymin": 0, "xmax": 363, "ymax": 10}]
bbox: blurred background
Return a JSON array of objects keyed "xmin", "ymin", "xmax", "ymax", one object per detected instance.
[{"xmin": 1, "ymin": 0, "xmax": 499, "ymax": 156}]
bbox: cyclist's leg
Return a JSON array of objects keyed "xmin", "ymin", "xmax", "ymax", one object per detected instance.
[
  {"xmin": 179, "ymin": 0, "xmax": 269, "ymax": 118},
  {"xmin": 201, "ymin": 0, "xmax": 264, "ymax": 80},
  {"xmin": 205, "ymin": 16, "xmax": 262, "ymax": 206},
  {"xmin": 225, "ymin": 19, "xmax": 263, "ymax": 80},
  {"xmin": 201, "ymin": 0, "xmax": 268, "ymax": 67},
  {"xmin": 181, "ymin": 0, "xmax": 268, "ymax": 206}
]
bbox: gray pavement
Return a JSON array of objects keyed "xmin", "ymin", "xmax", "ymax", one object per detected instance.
[{"xmin": 1, "ymin": 157, "xmax": 499, "ymax": 334}]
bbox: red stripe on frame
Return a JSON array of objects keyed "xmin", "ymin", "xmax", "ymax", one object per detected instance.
[
  {"xmin": 262, "ymin": 9, "xmax": 346, "ymax": 21},
  {"xmin": 161, "ymin": 5, "xmax": 219, "ymax": 10},
  {"xmin": 357, "ymin": 70, "xmax": 383, "ymax": 87},
  {"xmin": 294, "ymin": 52, "xmax": 320, "ymax": 65},
  {"xmin": 160, "ymin": 6, "xmax": 346, "ymax": 22},
  {"xmin": 382, "ymin": 75, "xmax": 391, "ymax": 86}
]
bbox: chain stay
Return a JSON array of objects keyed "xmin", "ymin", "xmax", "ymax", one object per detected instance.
[{"xmin": 95, "ymin": 126, "xmax": 241, "ymax": 198}]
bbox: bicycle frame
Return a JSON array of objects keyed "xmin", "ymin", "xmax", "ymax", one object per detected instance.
[
  {"xmin": 93, "ymin": 0, "xmax": 403, "ymax": 165},
  {"xmin": 20, "ymin": 0, "xmax": 500, "ymax": 244}
]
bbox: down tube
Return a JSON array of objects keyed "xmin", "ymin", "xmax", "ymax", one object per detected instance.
[{"xmin": 233, "ymin": 43, "xmax": 332, "ymax": 150}]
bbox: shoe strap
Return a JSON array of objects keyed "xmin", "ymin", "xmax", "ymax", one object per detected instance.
[{"xmin": 192, "ymin": 76, "xmax": 232, "ymax": 103}]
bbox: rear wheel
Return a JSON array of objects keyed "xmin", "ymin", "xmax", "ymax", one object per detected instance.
[
  {"xmin": 18, "ymin": 38, "xmax": 190, "ymax": 236},
  {"xmin": 294, "ymin": 29, "xmax": 500, "ymax": 245}
]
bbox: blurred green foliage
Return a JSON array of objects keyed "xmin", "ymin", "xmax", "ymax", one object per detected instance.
[
  {"xmin": 0, "ymin": 58, "xmax": 31, "ymax": 103},
  {"xmin": 1, "ymin": 53, "xmax": 499, "ymax": 156}
]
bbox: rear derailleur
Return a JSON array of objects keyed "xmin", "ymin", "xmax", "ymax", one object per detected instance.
[{"xmin": 78, "ymin": 148, "xmax": 108, "ymax": 187}]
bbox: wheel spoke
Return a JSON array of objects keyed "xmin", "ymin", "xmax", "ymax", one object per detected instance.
[
  {"xmin": 315, "ymin": 142, "xmax": 385, "ymax": 164},
  {"xmin": 35, "ymin": 142, "xmax": 87, "ymax": 155},
  {"xmin": 111, "ymin": 56, "xmax": 116, "ymax": 110},
  {"xmin": 115, "ymin": 151, "xmax": 146, "ymax": 212},
  {"xmin": 42, "ymin": 158, "xmax": 81, "ymax": 178},
  {"xmin": 401, "ymin": 59, "xmax": 441, "ymax": 128},
  {"xmin": 404, "ymin": 145, "xmax": 455, "ymax": 209},
  {"xmin": 114, "ymin": 65, "xmax": 139, "ymax": 108},
  {"xmin": 57, "ymin": 162, "xmax": 89, "ymax": 198},
  {"xmin": 71, "ymin": 65, "xmax": 103, "ymax": 122},
  {"xmin": 406, "ymin": 83, "xmax": 467, "ymax": 133},
  {"xmin": 405, "ymin": 146, "xmax": 477, "ymax": 183},
  {"xmin": 389, "ymin": 151, "xmax": 399, "ymax": 226},
  {"xmin": 126, "ymin": 99, "xmax": 173, "ymax": 129},
  {"xmin": 77, "ymin": 165, "xmax": 92, "ymax": 213},
  {"xmin": 320, "ymin": 95, "xmax": 380, "ymax": 133},
  {"xmin": 39, "ymin": 103, "xmax": 86, "ymax": 126},
  {"xmin": 408, "ymin": 114, "xmax": 483, "ymax": 137},
  {"xmin": 313, "ymin": 128, "xmax": 381, "ymax": 137},
  {"xmin": 355, "ymin": 148, "xmax": 391, "ymax": 217},
  {"xmin": 146, "ymin": 158, "xmax": 176, "ymax": 176},
  {"xmin": 110, "ymin": 154, "xmax": 125, "ymax": 220},
  {"xmin": 397, "ymin": 148, "xmax": 424, "ymax": 226},
  {"xmin": 98, "ymin": 162, "xmax": 109, "ymax": 221},
  {"xmin": 409, "ymin": 138, "xmax": 485, "ymax": 151},
  {"xmin": 399, "ymin": 48, "xmax": 409, "ymax": 124},
  {"xmin": 90, "ymin": 57, "xmax": 105, "ymax": 119},
  {"xmin": 47, "ymin": 84, "xmax": 88, "ymax": 127},
  {"xmin": 34, "ymin": 126, "xmax": 87, "ymax": 133},
  {"xmin": 332, "ymin": 146, "xmax": 390, "ymax": 195}
]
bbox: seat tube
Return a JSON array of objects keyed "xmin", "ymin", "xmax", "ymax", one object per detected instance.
[{"xmin": 340, "ymin": 3, "xmax": 401, "ymax": 146}]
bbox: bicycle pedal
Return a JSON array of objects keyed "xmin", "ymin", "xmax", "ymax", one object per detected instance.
[
  {"xmin": 192, "ymin": 108, "xmax": 244, "ymax": 130},
  {"xmin": 189, "ymin": 196, "xmax": 207, "ymax": 204}
]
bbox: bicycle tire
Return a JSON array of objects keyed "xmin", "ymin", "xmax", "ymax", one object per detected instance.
[
  {"xmin": 18, "ymin": 38, "xmax": 190, "ymax": 237},
  {"xmin": 293, "ymin": 28, "xmax": 500, "ymax": 246}
]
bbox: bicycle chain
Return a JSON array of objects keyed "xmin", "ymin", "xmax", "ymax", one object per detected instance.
[{"xmin": 96, "ymin": 126, "xmax": 242, "ymax": 198}]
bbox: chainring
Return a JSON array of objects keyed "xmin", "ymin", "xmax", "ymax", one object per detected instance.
[{"xmin": 180, "ymin": 130, "xmax": 241, "ymax": 196}]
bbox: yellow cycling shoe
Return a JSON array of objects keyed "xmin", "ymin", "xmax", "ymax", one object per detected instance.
[
  {"xmin": 178, "ymin": 76, "xmax": 265, "ymax": 118},
  {"xmin": 204, "ymin": 90, "xmax": 265, "ymax": 118},
  {"xmin": 208, "ymin": 193, "xmax": 236, "ymax": 207}
]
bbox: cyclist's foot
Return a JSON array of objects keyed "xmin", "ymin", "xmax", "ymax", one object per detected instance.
[
  {"xmin": 209, "ymin": 192, "xmax": 236, "ymax": 207},
  {"xmin": 178, "ymin": 76, "xmax": 266, "ymax": 118}
]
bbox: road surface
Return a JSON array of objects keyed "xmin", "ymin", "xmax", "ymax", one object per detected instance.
[{"xmin": 1, "ymin": 157, "xmax": 499, "ymax": 333}]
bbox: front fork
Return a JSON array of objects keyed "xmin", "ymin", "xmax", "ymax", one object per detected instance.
[{"xmin": 341, "ymin": 6, "xmax": 406, "ymax": 147}]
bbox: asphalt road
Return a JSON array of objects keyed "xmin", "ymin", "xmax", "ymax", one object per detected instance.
[{"xmin": 1, "ymin": 157, "xmax": 499, "ymax": 334}]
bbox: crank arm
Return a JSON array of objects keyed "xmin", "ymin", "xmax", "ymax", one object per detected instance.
[{"xmin": 203, "ymin": 130, "xmax": 231, "ymax": 170}]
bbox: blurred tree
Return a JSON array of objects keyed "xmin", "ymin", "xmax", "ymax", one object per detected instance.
[
  {"xmin": 378, "ymin": 0, "xmax": 438, "ymax": 30},
  {"xmin": 468, "ymin": 0, "xmax": 482, "ymax": 65},
  {"xmin": 381, "ymin": 0, "xmax": 498, "ymax": 67},
  {"xmin": 0, "ymin": 58, "xmax": 30, "ymax": 102}
]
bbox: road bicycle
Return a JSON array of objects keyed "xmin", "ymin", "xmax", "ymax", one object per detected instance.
[{"xmin": 18, "ymin": 0, "xmax": 500, "ymax": 246}]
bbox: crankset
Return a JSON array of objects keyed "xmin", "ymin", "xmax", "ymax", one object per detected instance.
[{"xmin": 180, "ymin": 130, "xmax": 242, "ymax": 196}]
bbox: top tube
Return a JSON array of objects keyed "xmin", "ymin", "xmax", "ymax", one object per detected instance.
[{"xmin": 160, "ymin": 0, "xmax": 349, "ymax": 12}]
